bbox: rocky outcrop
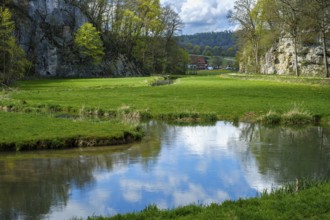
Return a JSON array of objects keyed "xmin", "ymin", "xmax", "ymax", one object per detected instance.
[
  {"xmin": 260, "ymin": 37, "xmax": 330, "ymax": 77},
  {"xmin": 10, "ymin": 0, "xmax": 143, "ymax": 77}
]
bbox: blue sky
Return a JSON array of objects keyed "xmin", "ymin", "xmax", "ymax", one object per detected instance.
[{"xmin": 160, "ymin": 0, "xmax": 236, "ymax": 35}]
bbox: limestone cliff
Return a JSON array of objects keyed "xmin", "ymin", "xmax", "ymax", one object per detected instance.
[
  {"xmin": 260, "ymin": 37, "xmax": 330, "ymax": 77},
  {"xmin": 9, "ymin": 0, "xmax": 142, "ymax": 77}
]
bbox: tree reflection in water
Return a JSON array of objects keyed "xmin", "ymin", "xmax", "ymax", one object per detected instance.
[
  {"xmin": 0, "ymin": 126, "xmax": 163, "ymax": 220},
  {"xmin": 239, "ymin": 124, "xmax": 330, "ymax": 183}
]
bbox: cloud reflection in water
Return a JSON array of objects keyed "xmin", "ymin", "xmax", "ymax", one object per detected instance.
[
  {"xmin": 6, "ymin": 121, "xmax": 319, "ymax": 219},
  {"xmin": 49, "ymin": 121, "xmax": 268, "ymax": 218}
]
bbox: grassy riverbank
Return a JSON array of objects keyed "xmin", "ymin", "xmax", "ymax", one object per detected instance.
[
  {"xmin": 87, "ymin": 180, "xmax": 330, "ymax": 220},
  {"xmin": 0, "ymin": 111, "xmax": 141, "ymax": 151},
  {"xmin": 1, "ymin": 72, "xmax": 330, "ymax": 151}
]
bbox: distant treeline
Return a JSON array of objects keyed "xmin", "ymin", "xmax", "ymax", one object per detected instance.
[{"xmin": 178, "ymin": 31, "xmax": 238, "ymax": 57}]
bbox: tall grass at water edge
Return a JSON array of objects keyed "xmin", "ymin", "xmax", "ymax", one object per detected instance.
[{"xmin": 259, "ymin": 104, "xmax": 316, "ymax": 126}]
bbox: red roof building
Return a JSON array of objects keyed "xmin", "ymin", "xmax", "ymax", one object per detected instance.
[{"xmin": 190, "ymin": 55, "xmax": 207, "ymax": 70}]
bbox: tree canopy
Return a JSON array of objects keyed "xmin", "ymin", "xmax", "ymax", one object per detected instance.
[
  {"xmin": 230, "ymin": 0, "xmax": 330, "ymax": 77},
  {"xmin": 178, "ymin": 31, "xmax": 237, "ymax": 57},
  {"xmin": 0, "ymin": 7, "xmax": 30, "ymax": 85},
  {"xmin": 4, "ymin": 0, "xmax": 188, "ymax": 76},
  {"xmin": 77, "ymin": 0, "xmax": 187, "ymax": 74},
  {"xmin": 74, "ymin": 22, "xmax": 105, "ymax": 65}
]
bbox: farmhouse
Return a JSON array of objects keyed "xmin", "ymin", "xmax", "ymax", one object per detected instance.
[{"xmin": 190, "ymin": 55, "xmax": 207, "ymax": 70}]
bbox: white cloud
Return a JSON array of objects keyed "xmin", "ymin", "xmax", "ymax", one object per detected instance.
[
  {"xmin": 173, "ymin": 184, "xmax": 207, "ymax": 206},
  {"xmin": 161, "ymin": 0, "xmax": 235, "ymax": 34},
  {"xmin": 178, "ymin": 122, "xmax": 241, "ymax": 156},
  {"xmin": 173, "ymin": 183, "xmax": 230, "ymax": 206},
  {"xmin": 123, "ymin": 190, "xmax": 142, "ymax": 203}
]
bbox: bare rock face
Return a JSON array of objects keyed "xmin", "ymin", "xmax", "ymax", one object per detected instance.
[
  {"xmin": 11, "ymin": 0, "xmax": 143, "ymax": 77},
  {"xmin": 12, "ymin": 0, "xmax": 87, "ymax": 76},
  {"xmin": 260, "ymin": 37, "xmax": 329, "ymax": 76}
]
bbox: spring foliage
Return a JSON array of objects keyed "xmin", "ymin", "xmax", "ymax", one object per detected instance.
[
  {"xmin": 74, "ymin": 22, "xmax": 105, "ymax": 65},
  {"xmin": 230, "ymin": 0, "xmax": 330, "ymax": 77},
  {"xmin": 0, "ymin": 7, "xmax": 30, "ymax": 85},
  {"xmin": 75, "ymin": 0, "xmax": 187, "ymax": 74}
]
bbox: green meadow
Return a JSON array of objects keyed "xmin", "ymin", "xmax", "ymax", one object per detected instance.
[
  {"xmin": 2, "ymin": 72, "xmax": 330, "ymax": 122},
  {"xmin": 0, "ymin": 72, "xmax": 329, "ymax": 150},
  {"xmin": 0, "ymin": 111, "xmax": 141, "ymax": 151},
  {"xmin": 1, "ymin": 72, "xmax": 330, "ymax": 151}
]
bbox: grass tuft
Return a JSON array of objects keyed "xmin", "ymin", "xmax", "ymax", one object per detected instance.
[
  {"xmin": 260, "ymin": 105, "xmax": 314, "ymax": 126},
  {"xmin": 259, "ymin": 111, "xmax": 282, "ymax": 125},
  {"xmin": 116, "ymin": 105, "xmax": 141, "ymax": 124},
  {"xmin": 282, "ymin": 106, "xmax": 313, "ymax": 126},
  {"xmin": 262, "ymin": 178, "xmax": 326, "ymax": 196}
]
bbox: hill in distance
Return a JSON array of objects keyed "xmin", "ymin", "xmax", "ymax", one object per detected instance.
[{"xmin": 177, "ymin": 31, "xmax": 237, "ymax": 57}]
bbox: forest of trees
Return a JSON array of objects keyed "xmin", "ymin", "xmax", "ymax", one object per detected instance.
[
  {"xmin": 0, "ymin": 0, "xmax": 190, "ymax": 84},
  {"xmin": 61, "ymin": 0, "xmax": 190, "ymax": 75},
  {"xmin": 229, "ymin": 0, "xmax": 330, "ymax": 77},
  {"xmin": 4, "ymin": 0, "xmax": 328, "ymax": 82},
  {"xmin": 178, "ymin": 31, "xmax": 237, "ymax": 57}
]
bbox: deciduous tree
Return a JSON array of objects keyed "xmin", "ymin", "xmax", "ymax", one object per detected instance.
[
  {"xmin": 72, "ymin": 0, "xmax": 186, "ymax": 75},
  {"xmin": 0, "ymin": 7, "xmax": 30, "ymax": 85},
  {"xmin": 160, "ymin": 5, "xmax": 183, "ymax": 74},
  {"xmin": 74, "ymin": 22, "xmax": 105, "ymax": 64},
  {"xmin": 229, "ymin": 0, "xmax": 262, "ymax": 73},
  {"xmin": 305, "ymin": 0, "xmax": 330, "ymax": 77},
  {"xmin": 209, "ymin": 56, "xmax": 223, "ymax": 68},
  {"xmin": 276, "ymin": 0, "xmax": 305, "ymax": 76}
]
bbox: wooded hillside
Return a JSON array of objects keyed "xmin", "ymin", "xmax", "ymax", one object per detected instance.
[
  {"xmin": 178, "ymin": 31, "xmax": 237, "ymax": 57},
  {"xmin": 0, "ymin": 0, "xmax": 189, "ymax": 82}
]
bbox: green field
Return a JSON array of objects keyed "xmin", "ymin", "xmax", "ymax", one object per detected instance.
[
  {"xmin": 0, "ymin": 111, "xmax": 141, "ymax": 151},
  {"xmin": 2, "ymin": 73, "xmax": 330, "ymax": 122},
  {"xmin": 1, "ymin": 72, "xmax": 330, "ymax": 151}
]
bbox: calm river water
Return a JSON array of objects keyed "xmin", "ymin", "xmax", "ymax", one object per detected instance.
[{"xmin": 0, "ymin": 121, "xmax": 330, "ymax": 219}]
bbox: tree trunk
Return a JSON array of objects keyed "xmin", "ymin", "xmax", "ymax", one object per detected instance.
[
  {"xmin": 254, "ymin": 41, "xmax": 259, "ymax": 74},
  {"xmin": 3, "ymin": 50, "xmax": 5, "ymax": 82},
  {"xmin": 162, "ymin": 38, "xmax": 171, "ymax": 75},
  {"xmin": 293, "ymin": 37, "xmax": 299, "ymax": 77},
  {"xmin": 321, "ymin": 31, "xmax": 329, "ymax": 78}
]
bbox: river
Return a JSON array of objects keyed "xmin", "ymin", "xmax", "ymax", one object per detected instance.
[{"xmin": 0, "ymin": 121, "xmax": 329, "ymax": 219}]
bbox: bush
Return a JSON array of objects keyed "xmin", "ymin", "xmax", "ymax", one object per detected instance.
[
  {"xmin": 259, "ymin": 111, "xmax": 282, "ymax": 125},
  {"xmin": 260, "ymin": 106, "xmax": 313, "ymax": 126},
  {"xmin": 282, "ymin": 108, "xmax": 313, "ymax": 125}
]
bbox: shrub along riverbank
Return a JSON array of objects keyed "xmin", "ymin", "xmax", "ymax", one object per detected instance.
[
  {"xmin": 0, "ymin": 72, "xmax": 330, "ymax": 151},
  {"xmin": 85, "ymin": 179, "xmax": 330, "ymax": 220}
]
